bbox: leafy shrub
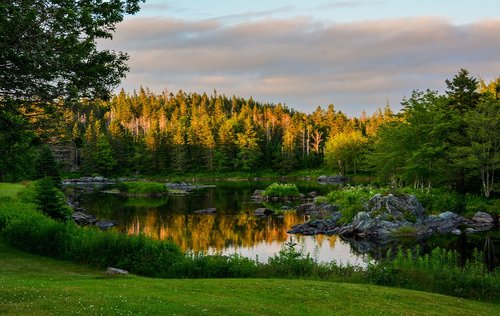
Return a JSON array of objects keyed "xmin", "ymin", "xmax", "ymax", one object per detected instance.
[
  {"xmin": 366, "ymin": 246, "xmax": 500, "ymax": 301},
  {"xmin": 327, "ymin": 185, "xmax": 382, "ymax": 223},
  {"xmin": 400, "ymin": 188, "xmax": 463, "ymax": 214},
  {"xmin": 464, "ymin": 195, "xmax": 500, "ymax": 216},
  {"xmin": 264, "ymin": 239, "xmax": 315, "ymax": 277},
  {"xmin": 264, "ymin": 183, "xmax": 300, "ymax": 198},
  {"xmin": 119, "ymin": 181, "xmax": 168, "ymax": 195}
]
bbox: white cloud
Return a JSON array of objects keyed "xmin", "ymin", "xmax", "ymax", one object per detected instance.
[{"xmin": 100, "ymin": 16, "xmax": 500, "ymax": 116}]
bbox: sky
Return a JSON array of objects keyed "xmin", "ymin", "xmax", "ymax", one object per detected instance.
[{"xmin": 100, "ymin": 0, "xmax": 500, "ymax": 116}]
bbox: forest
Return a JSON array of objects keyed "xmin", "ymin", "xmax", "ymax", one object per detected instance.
[{"xmin": 1, "ymin": 69, "xmax": 499, "ymax": 198}]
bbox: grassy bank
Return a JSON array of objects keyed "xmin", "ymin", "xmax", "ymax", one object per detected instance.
[
  {"xmin": 1, "ymin": 182, "xmax": 499, "ymax": 303},
  {"xmin": 1, "ymin": 240, "xmax": 498, "ymax": 316}
]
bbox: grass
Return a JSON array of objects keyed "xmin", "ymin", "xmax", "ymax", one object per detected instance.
[
  {"xmin": 1, "ymin": 240, "xmax": 498, "ymax": 316},
  {"xmin": 0, "ymin": 182, "xmax": 27, "ymax": 199}
]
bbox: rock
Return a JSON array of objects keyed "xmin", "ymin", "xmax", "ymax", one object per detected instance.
[
  {"xmin": 281, "ymin": 206, "xmax": 291, "ymax": 211},
  {"xmin": 308, "ymin": 191, "xmax": 318, "ymax": 198},
  {"xmin": 299, "ymin": 193, "xmax": 306, "ymax": 199},
  {"xmin": 465, "ymin": 228, "xmax": 478, "ymax": 234},
  {"xmin": 72, "ymin": 211, "xmax": 96, "ymax": 225},
  {"xmin": 254, "ymin": 208, "xmax": 274, "ymax": 216},
  {"xmin": 271, "ymin": 197, "xmax": 279, "ymax": 202},
  {"xmin": 365, "ymin": 194, "xmax": 426, "ymax": 223},
  {"xmin": 251, "ymin": 189, "xmax": 265, "ymax": 199},
  {"xmin": 424, "ymin": 212, "xmax": 466, "ymax": 234},
  {"xmin": 317, "ymin": 175, "xmax": 349, "ymax": 184},
  {"xmin": 297, "ymin": 203, "xmax": 315, "ymax": 212},
  {"xmin": 472, "ymin": 211, "xmax": 495, "ymax": 224},
  {"xmin": 194, "ymin": 208, "xmax": 217, "ymax": 214},
  {"xmin": 106, "ymin": 267, "xmax": 129, "ymax": 275},
  {"xmin": 287, "ymin": 218, "xmax": 338, "ymax": 235},
  {"xmin": 451, "ymin": 229, "xmax": 462, "ymax": 235},
  {"xmin": 95, "ymin": 220, "xmax": 117, "ymax": 230}
]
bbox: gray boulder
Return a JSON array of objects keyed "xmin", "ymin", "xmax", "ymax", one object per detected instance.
[
  {"xmin": 317, "ymin": 175, "xmax": 349, "ymax": 184},
  {"xmin": 472, "ymin": 211, "xmax": 495, "ymax": 224},
  {"xmin": 365, "ymin": 194, "xmax": 426, "ymax": 223},
  {"xmin": 72, "ymin": 211, "xmax": 96, "ymax": 225},
  {"xmin": 106, "ymin": 267, "xmax": 129, "ymax": 275},
  {"xmin": 95, "ymin": 220, "xmax": 117, "ymax": 230}
]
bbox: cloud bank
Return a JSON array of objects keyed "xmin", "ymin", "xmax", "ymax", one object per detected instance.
[{"xmin": 101, "ymin": 16, "xmax": 500, "ymax": 115}]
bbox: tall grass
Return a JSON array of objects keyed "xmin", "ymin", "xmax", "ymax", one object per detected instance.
[
  {"xmin": 366, "ymin": 246, "xmax": 500, "ymax": 301},
  {"xmin": 0, "ymin": 187, "xmax": 499, "ymax": 302},
  {"xmin": 263, "ymin": 183, "xmax": 300, "ymax": 198}
]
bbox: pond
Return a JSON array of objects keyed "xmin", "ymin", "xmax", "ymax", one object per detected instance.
[{"xmin": 68, "ymin": 180, "xmax": 499, "ymax": 268}]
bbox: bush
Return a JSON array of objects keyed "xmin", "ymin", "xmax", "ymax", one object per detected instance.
[
  {"xmin": 327, "ymin": 185, "xmax": 382, "ymax": 224},
  {"xmin": 400, "ymin": 188, "xmax": 463, "ymax": 214},
  {"xmin": 263, "ymin": 183, "xmax": 300, "ymax": 198},
  {"xmin": 366, "ymin": 246, "xmax": 500, "ymax": 301},
  {"xmin": 464, "ymin": 195, "xmax": 500, "ymax": 216}
]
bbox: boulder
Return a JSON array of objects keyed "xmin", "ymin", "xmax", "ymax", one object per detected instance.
[
  {"xmin": 95, "ymin": 220, "xmax": 117, "ymax": 230},
  {"xmin": 465, "ymin": 227, "xmax": 478, "ymax": 234},
  {"xmin": 317, "ymin": 175, "xmax": 349, "ymax": 184},
  {"xmin": 472, "ymin": 211, "xmax": 495, "ymax": 224},
  {"xmin": 451, "ymin": 229, "xmax": 462, "ymax": 235},
  {"xmin": 106, "ymin": 267, "xmax": 129, "ymax": 275},
  {"xmin": 254, "ymin": 208, "xmax": 274, "ymax": 216},
  {"xmin": 308, "ymin": 191, "xmax": 318, "ymax": 198},
  {"xmin": 251, "ymin": 189, "xmax": 265, "ymax": 199},
  {"xmin": 72, "ymin": 211, "xmax": 96, "ymax": 225},
  {"xmin": 194, "ymin": 208, "xmax": 217, "ymax": 214},
  {"xmin": 424, "ymin": 212, "xmax": 466, "ymax": 234},
  {"xmin": 365, "ymin": 194, "xmax": 426, "ymax": 223}
]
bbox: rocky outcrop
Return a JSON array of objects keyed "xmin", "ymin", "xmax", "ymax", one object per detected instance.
[
  {"xmin": 72, "ymin": 211, "xmax": 97, "ymax": 225},
  {"xmin": 63, "ymin": 176, "xmax": 116, "ymax": 185},
  {"xmin": 166, "ymin": 182, "xmax": 216, "ymax": 194},
  {"xmin": 288, "ymin": 193, "xmax": 497, "ymax": 241},
  {"xmin": 317, "ymin": 175, "xmax": 349, "ymax": 184}
]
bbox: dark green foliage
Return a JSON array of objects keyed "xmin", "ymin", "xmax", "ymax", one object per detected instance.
[
  {"xmin": 119, "ymin": 181, "xmax": 168, "ymax": 195},
  {"xmin": 34, "ymin": 145, "xmax": 61, "ymax": 184},
  {"xmin": 366, "ymin": 247, "xmax": 500, "ymax": 301},
  {"xmin": 263, "ymin": 183, "xmax": 300, "ymax": 198},
  {"xmin": 264, "ymin": 239, "xmax": 316, "ymax": 277},
  {"xmin": 327, "ymin": 186, "xmax": 382, "ymax": 223},
  {"xmin": 1, "ymin": 197, "xmax": 499, "ymax": 301},
  {"xmin": 35, "ymin": 178, "xmax": 71, "ymax": 221}
]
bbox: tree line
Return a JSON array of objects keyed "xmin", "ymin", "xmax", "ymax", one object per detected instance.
[{"xmin": 64, "ymin": 88, "xmax": 392, "ymax": 176}]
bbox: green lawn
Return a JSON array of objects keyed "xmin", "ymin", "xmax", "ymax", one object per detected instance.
[
  {"xmin": 0, "ymin": 241, "xmax": 498, "ymax": 315},
  {"xmin": 0, "ymin": 183, "xmax": 26, "ymax": 199}
]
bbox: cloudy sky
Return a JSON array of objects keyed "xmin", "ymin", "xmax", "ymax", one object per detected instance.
[{"xmin": 101, "ymin": 0, "xmax": 500, "ymax": 116}]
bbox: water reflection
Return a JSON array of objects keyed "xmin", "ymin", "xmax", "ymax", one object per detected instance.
[{"xmin": 76, "ymin": 180, "xmax": 367, "ymax": 266}]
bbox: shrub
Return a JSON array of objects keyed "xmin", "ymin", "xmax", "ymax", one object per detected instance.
[
  {"xmin": 366, "ymin": 246, "xmax": 500, "ymax": 301},
  {"xmin": 327, "ymin": 185, "xmax": 382, "ymax": 224},
  {"xmin": 263, "ymin": 183, "xmax": 300, "ymax": 198},
  {"xmin": 400, "ymin": 188, "xmax": 463, "ymax": 214}
]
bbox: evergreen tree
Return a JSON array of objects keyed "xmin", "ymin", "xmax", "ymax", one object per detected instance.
[{"xmin": 34, "ymin": 145, "xmax": 61, "ymax": 185}]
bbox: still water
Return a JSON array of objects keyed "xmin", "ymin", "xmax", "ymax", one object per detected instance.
[
  {"xmin": 71, "ymin": 180, "xmax": 499, "ymax": 268},
  {"xmin": 74, "ymin": 180, "xmax": 368, "ymax": 266}
]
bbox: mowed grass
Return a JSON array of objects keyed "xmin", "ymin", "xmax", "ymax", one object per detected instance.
[
  {"xmin": 0, "ymin": 183, "xmax": 26, "ymax": 199},
  {"xmin": 0, "ymin": 241, "xmax": 499, "ymax": 315}
]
